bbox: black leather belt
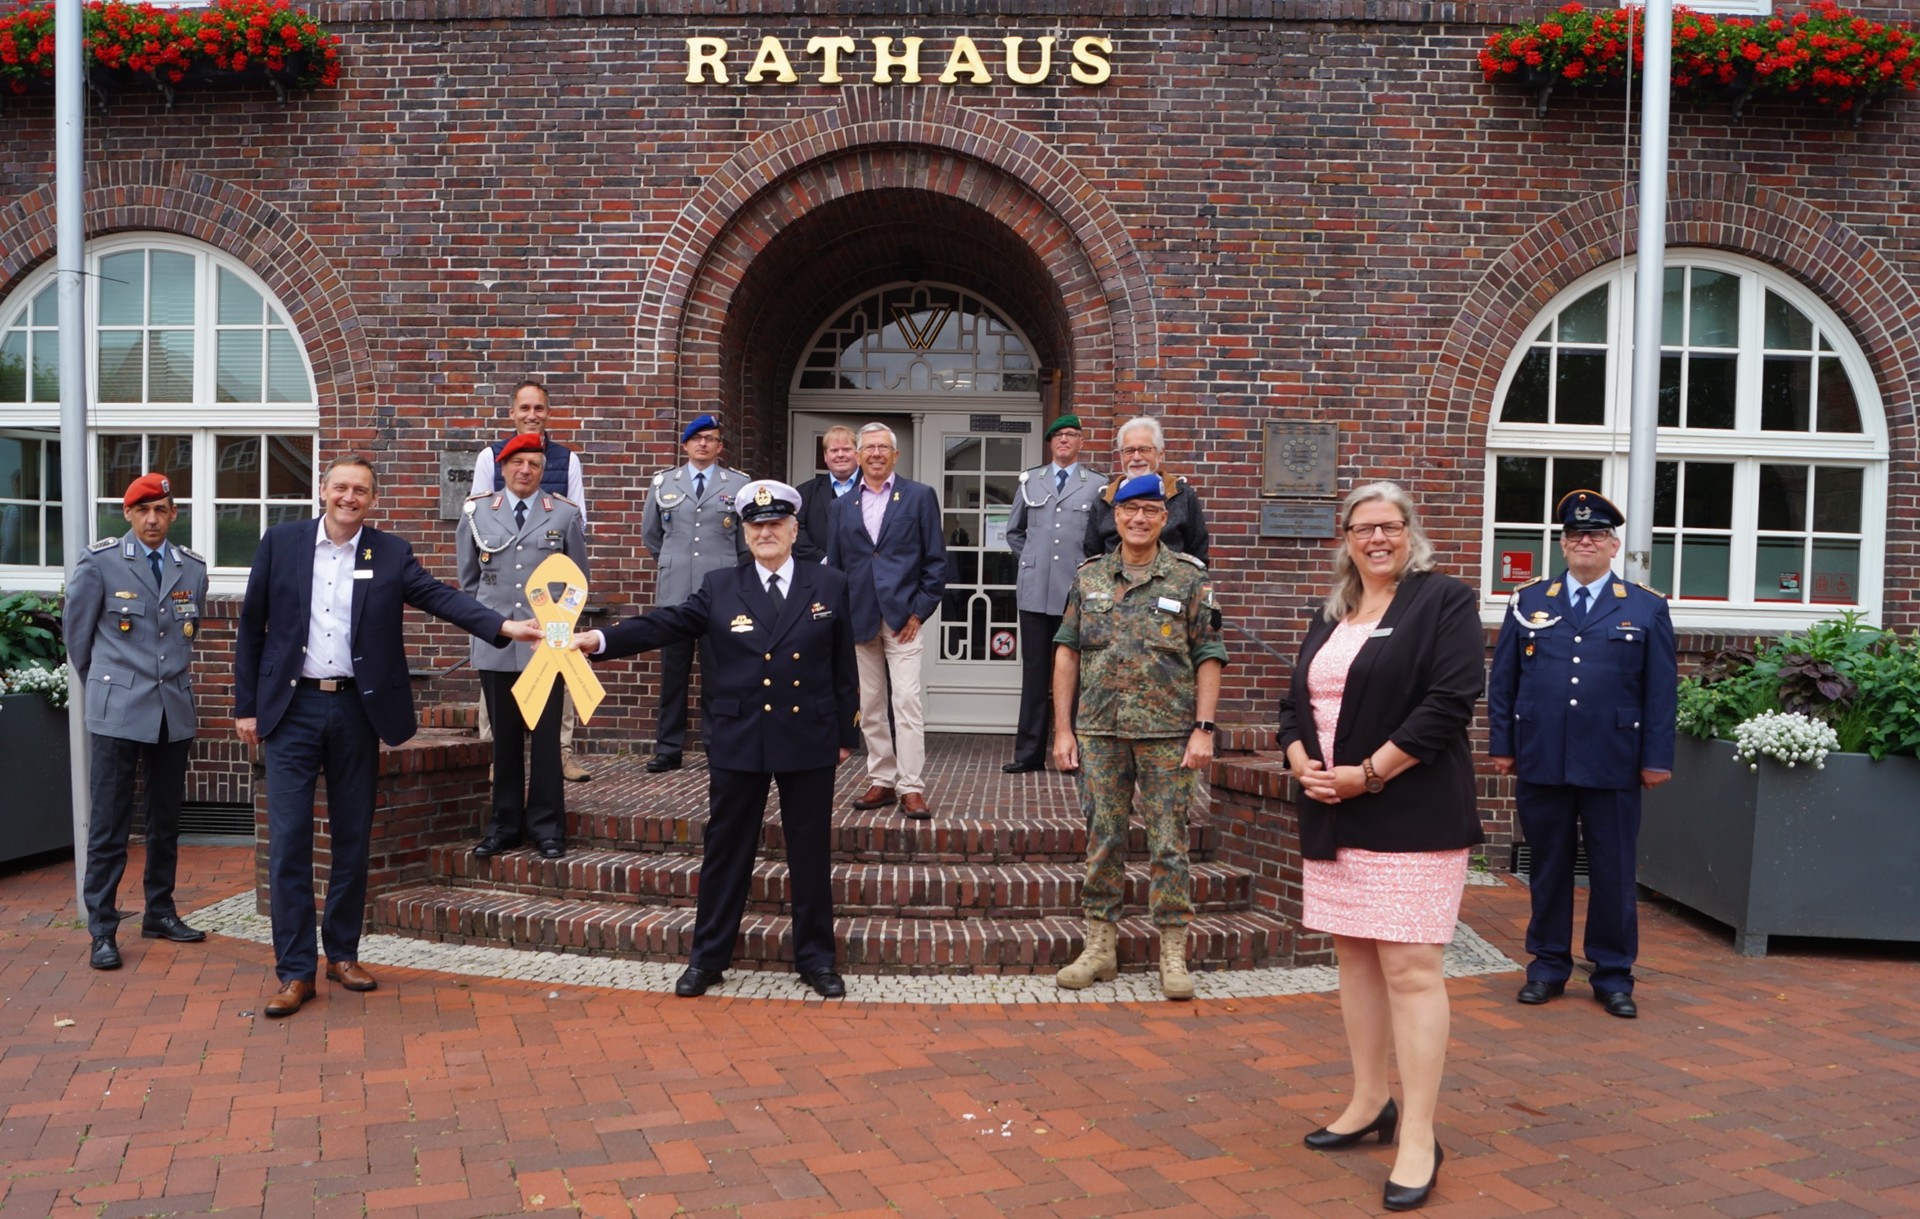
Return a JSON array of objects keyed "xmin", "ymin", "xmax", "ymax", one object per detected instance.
[{"xmin": 295, "ymin": 676, "xmax": 356, "ymax": 692}]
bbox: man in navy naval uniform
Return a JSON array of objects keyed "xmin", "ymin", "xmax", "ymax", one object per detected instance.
[
  {"xmin": 66, "ymin": 473, "xmax": 209, "ymax": 969},
  {"xmin": 575, "ymin": 480, "xmax": 860, "ymax": 999},
  {"xmin": 1489, "ymin": 489, "xmax": 1677, "ymax": 1019}
]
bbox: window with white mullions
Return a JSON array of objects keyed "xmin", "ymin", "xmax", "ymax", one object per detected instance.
[
  {"xmin": 1484, "ymin": 252, "xmax": 1886, "ymax": 628},
  {"xmin": 0, "ymin": 234, "xmax": 319, "ymax": 587}
]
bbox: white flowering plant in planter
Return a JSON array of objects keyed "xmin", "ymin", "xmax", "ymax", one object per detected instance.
[
  {"xmin": 1730, "ymin": 710, "xmax": 1840, "ymax": 771},
  {"xmin": 0, "ymin": 663, "xmax": 69, "ymax": 709}
]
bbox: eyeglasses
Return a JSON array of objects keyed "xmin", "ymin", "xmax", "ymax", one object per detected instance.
[
  {"xmin": 1563, "ymin": 531, "xmax": 1615, "ymax": 545},
  {"xmin": 1345, "ymin": 521, "xmax": 1408, "ymax": 539},
  {"xmin": 1119, "ymin": 446, "xmax": 1158, "ymax": 458},
  {"xmin": 1113, "ymin": 502, "xmax": 1167, "ymax": 517}
]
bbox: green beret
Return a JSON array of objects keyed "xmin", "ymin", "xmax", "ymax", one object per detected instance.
[{"xmin": 1044, "ymin": 414, "xmax": 1082, "ymax": 440}]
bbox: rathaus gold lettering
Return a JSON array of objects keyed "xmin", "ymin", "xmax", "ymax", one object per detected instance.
[{"xmin": 683, "ymin": 35, "xmax": 1115, "ymax": 87}]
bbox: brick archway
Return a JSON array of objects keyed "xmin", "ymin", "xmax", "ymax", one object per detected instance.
[
  {"xmin": 0, "ymin": 162, "xmax": 373, "ymax": 419},
  {"xmin": 635, "ymin": 95, "xmax": 1156, "ymax": 429},
  {"xmin": 1432, "ymin": 177, "xmax": 1920, "ymax": 445}
]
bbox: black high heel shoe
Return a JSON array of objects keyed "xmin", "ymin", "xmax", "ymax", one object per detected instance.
[
  {"xmin": 1382, "ymin": 1141, "xmax": 1443, "ymax": 1212},
  {"xmin": 1302, "ymin": 1096, "xmax": 1398, "ymax": 1150}
]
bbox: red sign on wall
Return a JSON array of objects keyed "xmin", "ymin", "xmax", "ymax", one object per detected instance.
[{"xmin": 1500, "ymin": 551, "xmax": 1535, "ymax": 583}]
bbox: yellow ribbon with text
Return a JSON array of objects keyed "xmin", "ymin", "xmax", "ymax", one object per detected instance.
[{"xmin": 512, "ymin": 554, "xmax": 606, "ymax": 727}]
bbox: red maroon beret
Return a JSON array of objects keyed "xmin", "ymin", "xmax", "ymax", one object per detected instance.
[
  {"xmin": 123, "ymin": 473, "xmax": 172, "ymax": 509},
  {"xmin": 498, "ymin": 433, "xmax": 546, "ymax": 464}
]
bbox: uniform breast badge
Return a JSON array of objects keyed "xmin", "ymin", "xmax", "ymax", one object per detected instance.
[
  {"xmin": 730, "ymin": 614, "xmax": 756, "ymax": 633},
  {"xmin": 183, "ymin": 622, "xmax": 195, "ymax": 638},
  {"xmin": 512, "ymin": 553, "xmax": 606, "ymax": 727}
]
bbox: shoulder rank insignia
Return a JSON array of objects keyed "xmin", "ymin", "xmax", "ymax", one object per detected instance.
[
  {"xmin": 1174, "ymin": 551, "xmax": 1207, "ymax": 569},
  {"xmin": 466, "ymin": 491, "xmax": 490, "ymax": 502},
  {"xmin": 177, "ymin": 545, "xmax": 206, "ymax": 563},
  {"xmin": 89, "ymin": 537, "xmax": 117, "ymax": 552},
  {"xmin": 1510, "ymin": 576, "xmax": 1545, "ymax": 592},
  {"xmin": 1636, "ymin": 581, "xmax": 1669, "ymax": 599}
]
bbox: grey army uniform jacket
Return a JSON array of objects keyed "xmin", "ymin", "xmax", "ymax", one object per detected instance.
[
  {"xmin": 456, "ymin": 491, "xmax": 589, "ymax": 673},
  {"xmin": 640, "ymin": 464, "xmax": 750, "ymax": 606},
  {"xmin": 65, "ymin": 533, "xmax": 208, "ymax": 743},
  {"xmin": 1006, "ymin": 463, "xmax": 1105, "ymax": 617}
]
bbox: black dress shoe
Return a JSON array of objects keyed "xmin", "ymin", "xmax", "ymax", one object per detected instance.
[
  {"xmin": 1383, "ymin": 1142, "xmax": 1443, "ymax": 1212},
  {"xmin": 1002, "ymin": 760, "xmax": 1044, "ymax": 774},
  {"xmin": 538, "ymin": 838, "xmax": 566, "ymax": 859},
  {"xmin": 1516, "ymin": 979, "xmax": 1566, "ymax": 1005},
  {"xmin": 1598, "ymin": 991, "xmax": 1639, "ymax": 1018},
  {"xmin": 473, "ymin": 834, "xmax": 521, "ymax": 858},
  {"xmin": 675, "ymin": 966, "xmax": 724, "ymax": 997},
  {"xmin": 1304, "ymin": 1096, "xmax": 1397, "ymax": 1150},
  {"xmin": 140, "ymin": 914, "xmax": 207, "ymax": 943},
  {"xmin": 89, "ymin": 935, "xmax": 122, "ymax": 970},
  {"xmin": 799, "ymin": 969, "xmax": 847, "ymax": 998},
  {"xmin": 645, "ymin": 754, "xmax": 683, "ymax": 773}
]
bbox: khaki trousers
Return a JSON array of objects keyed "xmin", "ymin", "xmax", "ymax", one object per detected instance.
[{"xmin": 854, "ymin": 623, "xmax": 927, "ymax": 795}]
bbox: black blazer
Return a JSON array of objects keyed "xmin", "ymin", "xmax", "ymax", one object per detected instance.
[
  {"xmin": 597, "ymin": 561, "xmax": 861, "ymax": 773},
  {"xmin": 236, "ymin": 521, "xmax": 508, "ymax": 746},
  {"xmin": 1278, "ymin": 570, "xmax": 1486, "ymax": 860},
  {"xmin": 793, "ymin": 472, "xmax": 836, "ymax": 563}
]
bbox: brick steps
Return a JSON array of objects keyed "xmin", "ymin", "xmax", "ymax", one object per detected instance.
[
  {"xmin": 567, "ymin": 806, "xmax": 1217, "ymax": 863},
  {"xmin": 374, "ymin": 884, "xmax": 1292, "ymax": 974},
  {"xmin": 429, "ymin": 845, "xmax": 1251, "ymax": 917}
]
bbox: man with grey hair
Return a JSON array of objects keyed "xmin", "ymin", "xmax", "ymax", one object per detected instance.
[
  {"xmin": 824, "ymin": 422, "xmax": 947, "ymax": 819},
  {"xmin": 1083, "ymin": 415, "xmax": 1210, "ymax": 564}
]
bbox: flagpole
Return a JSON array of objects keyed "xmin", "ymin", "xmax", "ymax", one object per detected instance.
[
  {"xmin": 56, "ymin": 0, "xmax": 92, "ymax": 914},
  {"xmin": 1624, "ymin": 0, "xmax": 1672, "ymax": 586}
]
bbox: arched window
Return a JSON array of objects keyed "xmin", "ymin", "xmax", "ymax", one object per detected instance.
[
  {"xmin": 794, "ymin": 283, "xmax": 1039, "ymax": 394},
  {"xmin": 0, "ymin": 235, "xmax": 318, "ymax": 587},
  {"xmin": 1484, "ymin": 253, "xmax": 1888, "ymax": 627}
]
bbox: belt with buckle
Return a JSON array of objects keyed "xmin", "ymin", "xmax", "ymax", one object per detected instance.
[{"xmin": 295, "ymin": 676, "xmax": 356, "ymax": 692}]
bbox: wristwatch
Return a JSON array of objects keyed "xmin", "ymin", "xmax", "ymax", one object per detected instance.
[
  {"xmin": 1191, "ymin": 720, "xmax": 1216, "ymax": 733},
  {"xmin": 1361, "ymin": 756, "xmax": 1385, "ymax": 793}
]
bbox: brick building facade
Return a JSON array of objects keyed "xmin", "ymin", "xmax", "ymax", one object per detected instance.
[{"xmin": 4, "ymin": 1, "xmax": 1915, "ymax": 846}]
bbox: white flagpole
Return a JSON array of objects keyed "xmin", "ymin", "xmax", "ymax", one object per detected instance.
[
  {"xmin": 1624, "ymin": 0, "xmax": 1672, "ymax": 586},
  {"xmin": 56, "ymin": 0, "xmax": 92, "ymax": 914}
]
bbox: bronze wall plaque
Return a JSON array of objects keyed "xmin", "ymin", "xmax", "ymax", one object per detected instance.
[
  {"xmin": 1262, "ymin": 422, "xmax": 1339, "ymax": 498},
  {"xmin": 1259, "ymin": 502, "xmax": 1338, "ymax": 540}
]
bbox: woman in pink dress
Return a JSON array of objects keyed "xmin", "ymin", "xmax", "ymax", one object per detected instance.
[{"xmin": 1278, "ymin": 481, "xmax": 1486, "ymax": 1213}]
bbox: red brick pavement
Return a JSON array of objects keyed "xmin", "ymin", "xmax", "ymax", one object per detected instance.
[{"xmin": 3, "ymin": 845, "xmax": 1917, "ymax": 1217}]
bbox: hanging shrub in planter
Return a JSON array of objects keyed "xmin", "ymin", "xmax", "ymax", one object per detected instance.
[
  {"xmin": 0, "ymin": 0, "xmax": 342, "ymax": 103},
  {"xmin": 1479, "ymin": 1, "xmax": 1919, "ymax": 121}
]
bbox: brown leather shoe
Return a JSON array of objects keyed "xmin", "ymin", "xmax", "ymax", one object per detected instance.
[
  {"xmin": 900, "ymin": 792, "xmax": 932, "ymax": 820},
  {"xmin": 850, "ymin": 784, "xmax": 897, "ymax": 810},
  {"xmin": 326, "ymin": 961, "xmax": 379, "ymax": 992},
  {"xmin": 263, "ymin": 979, "xmax": 316, "ymax": 1018}
]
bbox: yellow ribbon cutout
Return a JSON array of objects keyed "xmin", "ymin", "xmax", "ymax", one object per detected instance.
[{"xmin": 511, "ymin": 553, "xmax": 606, "ymax": 727}]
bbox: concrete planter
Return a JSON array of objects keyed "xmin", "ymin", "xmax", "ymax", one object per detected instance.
[
  {"xmin": 0, "ymin": 693, "xmax": 75, "ymax": 864},
  {"xmin": 1639, "ymin": 735, "xmax": 1920, "ymax": 956}
]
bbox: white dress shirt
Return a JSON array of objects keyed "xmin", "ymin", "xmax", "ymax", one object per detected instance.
[{"xmin": 302, "ymin": 519, "xmax": 361, "ymax": 679}]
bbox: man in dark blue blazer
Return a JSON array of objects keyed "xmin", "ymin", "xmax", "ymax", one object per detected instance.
[
  {"xmin": 236, "ymin": 456, "xmax": 540, "ymax": 1018},
  {"xmin": 824, "ymin": 423, "xmax": 947, "ymax": 820},
  {"xmin": 1489, "ymin": 489, "xmax": 1677, "ymax": 1019},
  {"xmin": 576, "ymin": 480, "xmax": 860, "ymax": 998}
]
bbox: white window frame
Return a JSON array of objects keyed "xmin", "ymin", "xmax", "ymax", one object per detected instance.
[
  {"xmin": 1622, "ymin": 0, "xmax": 1768, "ymax": 14},
  {"xmin": 0, "ymin": 233, "xmax": 319, "ymax": 593},
  {"xmin": 1482, "ymin": 251, "xmax": 1888, "ymax": 631}
]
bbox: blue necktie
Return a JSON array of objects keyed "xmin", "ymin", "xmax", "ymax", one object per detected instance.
[
  {"xmin": 695, "ymin": 471, "xmax": 706, "ymax": 499},
  {"xmin": 767, "ymin": 572, "xmax": 785, "ymax": 611},
  {"xmin": 1056, "ymin": 468, "xmax": 1068, "ymax": 494},
  {"xmin": 515, "ymin": 500, "xmax": 527, "ymax": 530},
  {"xmin": 1574, "ymin": 586, "xmax": 1592, "ymax": 627},
  {"xmin": 148, "ymin": 550, "xmax": 163, "ymax": 586}
]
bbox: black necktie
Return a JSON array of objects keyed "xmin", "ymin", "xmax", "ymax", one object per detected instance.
[
  {"xmin": 1574, "ymin": 586, "xmax": 1592, "ymax": 626},
  {"xmin": 767, "ymin": 573, "xmax": 784, "ymax": 611},
  {"xmin": 148, "ymin": 550, "xmax": 163, "ymax": 586},
  {"xmin": 1056, "ymin": 468, "xmax": 1068, "ymax": 494},
  {"xmin": 695, "ymin": 471, "xmax": 706, "ymax": 499},
  {"xmin": 514, "ymin": 500, "xmax": 527, "ymax": 530}
]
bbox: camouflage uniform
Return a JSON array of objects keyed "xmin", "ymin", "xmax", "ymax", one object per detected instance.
[{"xmin": 1055, "ymin": 546, "xmax": 1227, "ymax": 927}]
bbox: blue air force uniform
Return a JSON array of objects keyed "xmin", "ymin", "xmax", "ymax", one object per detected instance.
[{"xmin": 1488, "ymin": 491, "xmax": 1677, "ymax": 1003}]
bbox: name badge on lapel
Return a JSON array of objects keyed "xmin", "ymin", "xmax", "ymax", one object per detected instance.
[{"xmin": 353, "ymin": 569, "xmax": 374, "ymax": 580}]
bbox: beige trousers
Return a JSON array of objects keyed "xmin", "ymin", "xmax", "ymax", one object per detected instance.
[{"xmin": 854, "ymin": 624, "xmax": 927, "ymax": 795}]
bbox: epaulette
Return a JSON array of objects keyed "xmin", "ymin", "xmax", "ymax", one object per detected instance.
[
  {"xmin": 177, "ymin": 545, "xmax": 207, "ymax": 563},
  {"xmin": 1174, "ymin": 551, "xmax": 1207, "ymax": 569},
  {"xmin": 88, "ymin": 537, "xmax": 116, "ymax": 552},
  {"xmin": 550, "ymin": 493, "xmax": 578, "ymax": 507},
  {"xmin": 1078, "ymin": 554, "xmax": 1103, "ymax": 568},
  {"xmin": 1636, "ymin": 581, "xmax": 1669, "ymax": 599},
  {"xmin": 466, "ymin": 490, "xmax": 491, "ymax": 500},
  {"xmin": 1510, "ymin": 576, "xmax": 1545, "ymax": 593}
]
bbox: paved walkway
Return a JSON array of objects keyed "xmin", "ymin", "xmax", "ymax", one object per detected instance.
[{"xmin": 3, "ymin": 845, "xmax": 1917, "ymax": 1217}]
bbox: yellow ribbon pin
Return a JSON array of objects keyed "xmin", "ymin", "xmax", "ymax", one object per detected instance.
[{"xmin": 511, "ymin": 553, "xmax": 606, "ymax": 727}]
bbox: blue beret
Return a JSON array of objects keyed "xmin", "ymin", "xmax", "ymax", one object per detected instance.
[
  {"xmin": 680, "ymin": 414, "xmax": 721, "ymax": 445},
  {"xmin": 737, "ymin": 479, "xmax": 802, "ymax": 522},
  {"xmin": 1112, "ymin": 474, "xmax": 1166, "ymax": 506},
  {"xmin": 1556, "ymin": 488, "xmax": 1623, "ymax": 532}
]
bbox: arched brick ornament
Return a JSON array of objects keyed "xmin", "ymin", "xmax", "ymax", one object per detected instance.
[
  {"xmin": 1434, "ymin": 177, "xmax": 1920, "ymax": 447},
  {"xmin": 0, "ymin": 162, "xmax": 373, "ymax": 423},
  {"xmin": 635, "ymin": 94, "xmax": 1157, "ymax": 416}
]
